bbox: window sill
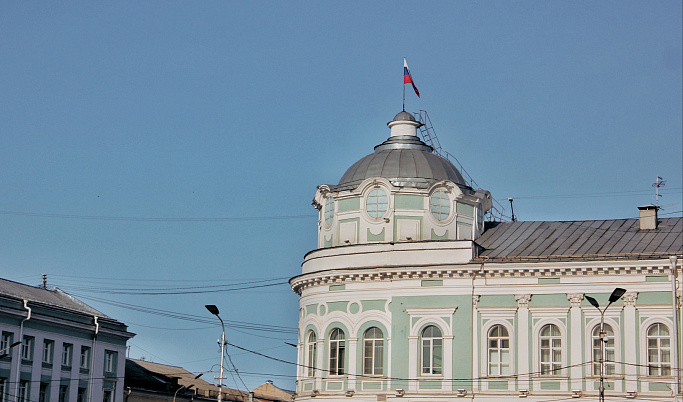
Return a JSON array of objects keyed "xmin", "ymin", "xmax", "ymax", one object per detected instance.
[{"xmin": 61, "ymin": 365, "xmax": 72, "ymax": 371}]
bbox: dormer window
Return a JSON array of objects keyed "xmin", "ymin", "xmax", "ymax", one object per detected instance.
[{"xmin": 366, "ymin": 188, "xmax": 388, "ymax": 219}]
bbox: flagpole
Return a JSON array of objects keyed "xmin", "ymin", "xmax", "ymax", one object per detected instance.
[
  {"xmin": 402, "ymin": 58, "xmax": 406, "ymax": 111},
  {"xmin": 402, "ymin": 83, "xmax": 405, "ymax": 111}
]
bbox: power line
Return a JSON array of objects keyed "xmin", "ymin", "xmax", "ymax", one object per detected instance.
[{"xmin": 0, "ymin": 210, "xmax": 316, "ymax": 222}]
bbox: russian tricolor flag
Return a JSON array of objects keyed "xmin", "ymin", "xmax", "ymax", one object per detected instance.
[{"xmin": 403, "ymin": 58, "xmax": 420, "ymax": 98}]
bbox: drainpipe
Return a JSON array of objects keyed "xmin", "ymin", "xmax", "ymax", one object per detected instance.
[
  {"xmin": 88, "ymin": 316, "xmax": 99, "ymax": 402},
  {"xmin": 14, "ymin": 300, "xmax": 31, "ymax": 402},
  {"xmin": 671, "ymin": 256, "xmax": 680, "ymax": 400}
]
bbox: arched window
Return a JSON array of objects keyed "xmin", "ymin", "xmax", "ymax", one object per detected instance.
[
  {"xmin": 488, "ymin": 325, "xmax": 510, "ymax": 375},
  {"xmin": 306, "ymin": 331, "xmax": 317, "ymax": 377},
  {"xmin": 366, "ymin": 188, "xmax": 388, "ymax": 218},
  {"xmin": 329, "ymin": 328, "xmax": 346, "ymax": 376},
  {"xmin": 540, "ymin": 324, "xmax": 562, "ymax": 375},
  {"xmin": 421, "ymin": 325, "xmax": 443, "ymax": 375},
  {"xmin": 647, "ymin": 323, "xmax": 671, "ymax": 376},
  {"xmin": 592, "ymin": 324, "xmax": 615, "ymax": 376},
  {"xmin": 430, "ymin": 190, "xmax": 450, "ymax": 221},
  {"xmin": 363, "ymin": 327, "xmax": 384, "ymax": 375},
  {"xmin": 324, "ymin": 197, "xmax": 334, "ymax": 226}
]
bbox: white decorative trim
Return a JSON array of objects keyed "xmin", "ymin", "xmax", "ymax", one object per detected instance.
[
  {"xmin": 623, "ymin": 292, "xmax": 638, "ymax": 307},
  {"xmin": 472, "ymin": 295, "xmax": 480, "ymax": 307},
  {"xmin": 291, "ymin": 264, "xmax": 676, "ymax": 293},
  {"xmin": 583, "ymin": 317, "xmax": 622, "ymax": 378},
  {"xmin": 480, "ymin": 320, "xmax": 515, "ymax": 377},
  {"xmin": 531, "ymin": 318, "xmax": 568, "ymax": 380},
  {"xmin": 566, "ymin": 293, "xmax": 583, "ymax": 307},
  {"xmin": 515, "ymin": 294, "xmax": 531, "ymax": 308}
]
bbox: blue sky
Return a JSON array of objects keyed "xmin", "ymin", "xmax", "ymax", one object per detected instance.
[{"xmin": 1, "ymin": 1, "xmax": 681, "ymax": 391}]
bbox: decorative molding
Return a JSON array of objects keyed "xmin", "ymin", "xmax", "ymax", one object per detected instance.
[
  {"xmin": 515, "ymin": 294, "xmax": 531, "ymax": 308},
  {"xmin": 290, "ymin": 264, "xmax": 677, "ymax": 293},
  {"xmin": 472, "ymin": 295, "xmax": 480, "ymax": 307},
  {"xmin": 622, "ymin": 292, "xmax": 638, "ymax": 307},
  {"xmin": 566, "ymin": 293, "xmax": 583, "ymax": 307}
]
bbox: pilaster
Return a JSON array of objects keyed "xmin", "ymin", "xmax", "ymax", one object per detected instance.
[
  {"xmin": 515, "ymin": 294, "xmax": 531, "ymax": 392},
  {"xmin": 623, "ymin": 292, "xmax": 638, "ymax": 392},
  {"xmin": 567, "ymin": 293, "xmax": 584, "ymax": 391}
]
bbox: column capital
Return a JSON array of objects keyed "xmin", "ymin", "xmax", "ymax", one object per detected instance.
[
  {"xmin": 623, "ymin": 292, "xmax": 638, "ymax": 307},
  {"xmin": 515, "ymin": 294, "xmax": 532, "ymax": 308},
  {"xmin": 472, "ymin": 295, "xmax": 480, "ymax": 307},
  {"xmin": 566, "ymin": 293, "xmax": 584, "ymax": 307}
]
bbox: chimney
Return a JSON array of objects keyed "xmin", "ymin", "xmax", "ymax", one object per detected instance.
[{"xmin": 638, "ymin": 205, "xmax": 658, "ymax": 230}]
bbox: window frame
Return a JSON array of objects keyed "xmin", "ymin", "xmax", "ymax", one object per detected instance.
[
  {"xmin": 21, "ymin": 336, "xmax": 34, "ymax": 361},
  {"xmin": 0, "ymin": 333, "xmax": 12, "ymax": 355},
  {"xmin": 487, "ymin": 324, "xmax": 511, "ymax": 376},
  {"xmin": 365, "ymin": 188, "xmax": 389, "ymax": 219},
  {"xmin": 0, "ymin": 378, "xmax": 6, "ymax": 402},
  {"xmin": 58, "ymin": 385, "xmax": 68, "ymax": 402},
  {"xmin": 591, "ymin": 323, "xmax": 616, "ymax": 376},
  {"xmin": 18, "ymin": 380, "xmax": 29, "ymax": 402},
  {"xmin": 328, "ymin": 328, "xmax": 346, "ymax": 376},
  {"xmin": 62, "ymin": 343, "xmax": 73, "ymax": 367},
  {"xmin": 306, "ymin": 331, "xmax": 317, "ymax": 377},
  {"xmin": 429, "ymin": 190, "xmax": 451, "ymax": 222},
  {"xmin": 323, "ymin": 197, "xmax": 335, "ymax": 227},
  {"xmin": 80, "ymin": 346, "xmax": 91, "ymax": 370},
  {"xmin": 104, "ymin": 350, "xmax": 117, "ymax": 374},
  {"xmin": 362, "ymin": 327, "xmax": 384, "ymax": 376},
  {"xmin": 420, "ymin": 325, "xmax": 443, "ymax": 376},
  {"xmin": 42, "ymin": 340, "xmax": 54, "ymax": 365},
  {"xmin": 538, "ymin": 323, "xmax": 563, "ymax": 376},
  {"xmin": 646, "ymin": 322, "xmax": 672, "ymax": 377}
]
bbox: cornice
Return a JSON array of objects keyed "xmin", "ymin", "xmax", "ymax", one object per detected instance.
[{"xmin": 290, "ymin": 263, "xmax": 674, "ymax": 294}]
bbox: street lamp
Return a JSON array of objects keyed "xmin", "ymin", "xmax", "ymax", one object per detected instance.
[
  {"xmin": 173, "ymin": 384, "xmax": 194, "ymax": 402},
  {"xmin": 205, "ymin": 305, "xmax": 226, "ymax": 402},
  {"xmin": 0, "ymin": 341, "xmax": 21, "ymax": 359},
  {"xmin": 585, "ymin": 288, "xmax": 627, "ymax": 402}
]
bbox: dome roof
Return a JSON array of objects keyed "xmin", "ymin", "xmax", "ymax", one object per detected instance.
[{"xmin": 334, "ymin": 112, "xmax": 467, "ymax": 190}]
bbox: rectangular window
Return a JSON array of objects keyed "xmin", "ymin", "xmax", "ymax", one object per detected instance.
[
  {"xmin": 62, "ymin": 344, "xmax": 73, "ymax": 367},
  {"xmin": 18, "ymin": 381, "xmax": 29, "ymax": 402},
  {"xmin": 59, "ymin": 385, "xmax": 68, "ymax": 402},
  {"xmin": 0, "ymin": 378, "xmax": 7, "ymax": 402},
  {"xmin": 21, "ymin": 336, "xmax": 34, "ymax": 361},
  {"xmin": 0, "ymin": 333, "xmax": 12, "ymax": 354},
  {"xmin": 39, "ymin": 383, "xmax": 49, "ymax": 402},
  {"xmin": 102, "ymin": 389, "xmax": 113, "ymax": 402},
  {"xmin": 104, "ymin": 350, "xmax": 117, "ymax": 373},
  {"xmin": 43, "ymin": 340, "xmax": 54, "ymax": 364},
  {"xmin": 77, "ymin": 388, "xmax": 86, "ymax": 402},
  {"xmin": 80, "ymin": 347, "xmax": 91, "ymax": 370}
]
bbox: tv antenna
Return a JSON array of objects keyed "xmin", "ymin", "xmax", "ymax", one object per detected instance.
[{"xmin": 652, "ymin": 176, "xmax": 666, "ymax": 208}]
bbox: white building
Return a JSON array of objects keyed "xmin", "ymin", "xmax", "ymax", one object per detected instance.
[
  {"xmin": 0, "ymin": 278, "xmax": 134, "ymax": 402},
  {"xmin": 290, "ymin": 111, "xmax": 683, "ymax": 401}
]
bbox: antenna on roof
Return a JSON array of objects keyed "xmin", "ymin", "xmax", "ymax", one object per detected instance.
[
  {"xmin": 652, "ymin": 176, "xmax": 666, "ymax": 208},
  {"xmin": 42, "ymin": 274, "xmax": 47, "ymax": 289},
  {"xmin": 508, "ymin": 198, "xmax": 517, "ymax": 222}
]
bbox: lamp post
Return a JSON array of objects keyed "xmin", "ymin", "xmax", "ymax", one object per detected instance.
[
  {"xmin": 206, "ymin": 305, "xmax": 225, "ymax": 402},
  {"xmin": 585, "ymin": 288, "xmax": 626, "ymax": 402},
  {"xmin": 173, "ymin": 384, "xmax": 194, "ymax": 402},
  {"xmin": 0, "ymin": 341, "xmax": 21, "ymax": 359}
]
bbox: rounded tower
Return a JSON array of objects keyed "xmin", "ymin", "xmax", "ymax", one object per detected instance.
[{"xmin": 291, "ymin": 111, "xmax": 492, "ymax": 400}]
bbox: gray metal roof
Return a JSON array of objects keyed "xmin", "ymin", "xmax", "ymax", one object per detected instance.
[
  {"xmin": 334, "ymin": 136, "xmax": 467, "ymax": 191},
  {"xmin": 0, "ymin": 278, "xmax": 108, "ymax": 317},
  {"xmin": 476, "ymin": 217, "xmax": 682, "ymax": 261}
]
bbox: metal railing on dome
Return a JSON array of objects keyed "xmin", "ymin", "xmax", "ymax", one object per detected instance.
[{"xmin": 414, "ymin": 109, "xmax": 509, "ymax": 222}]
